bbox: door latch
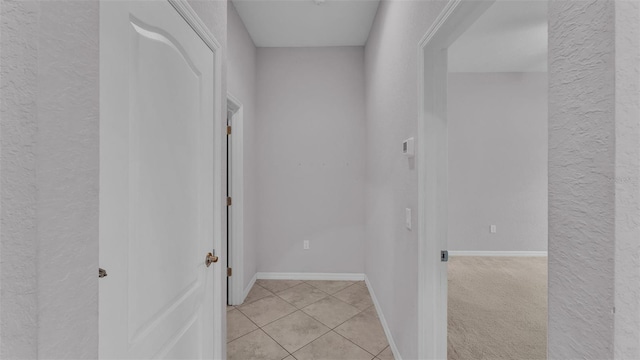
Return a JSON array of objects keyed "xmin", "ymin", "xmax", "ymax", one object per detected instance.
[
  {"xmin": 206, "ymin": 250, "xmax": 219, "ymax": 267},
  {"xmin": 99, "ymin": 268, "xmax": 108, "ymax": 278},
  {"xmin": 441, "ymin": 250, "xmax": 448, "ymax": 262}
]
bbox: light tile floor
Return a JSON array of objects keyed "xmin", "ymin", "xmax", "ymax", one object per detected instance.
[{"xmin": 227, "ymin": 280, "xmax": 395, "ymax": 360}]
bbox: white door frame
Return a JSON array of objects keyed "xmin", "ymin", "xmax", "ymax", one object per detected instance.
[
  {"xmin": 416, "ymin": 1, "xmax": 494, "ymax": 358},
  {"xmin": 226, "ymin": 93, "xmax": 245, "ymax": 305}
]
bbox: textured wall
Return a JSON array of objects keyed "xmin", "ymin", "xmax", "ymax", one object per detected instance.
[
  {"xmin": 1, "ymin": 1, "xmax": 101, "ymax": 358},
  {"xmin": 35, "ymin": 2, "xmax": 100, "ymax": 358},
  {"xmin": 447, "ymin": 72, "xmax": 548, "ymax": 252},
  {"xmin": 548, "ymin": 0, "xmax": 616, "ymax": 358},
  {"xmin": 364, "ymin": 1, "xmax": 446, "ymax": 358},
  {"xmin": 256, "ymin": 47, "xmax": 366, "ymax": 274},
  {"xmin": 614, "ymin": 0, "xmax": 640, "ymax": 357},
  {"xmin": 227, "ymin": 2, "xmax": 258, "ymax": 292},
  {"xmin": 0, "ymin": 1, "xmax": 40, "ymax": 358}
]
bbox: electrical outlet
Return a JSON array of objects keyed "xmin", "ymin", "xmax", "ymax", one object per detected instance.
[
  {"xmin": 490, "ymin": 225, "xmax": 497, "ymax": 233},
  {"xmin": 303, "ymin": 240, "xmax": 310, "ymax": 250}
]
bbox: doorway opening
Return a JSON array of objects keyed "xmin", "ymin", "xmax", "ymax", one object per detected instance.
[
  {"xmin": 227, "ymin": 93, "xmax": 245, "ymax": 306},
  {"xmin": 418, "ymin": 1, "xmax": 549, "ymax": 358}
]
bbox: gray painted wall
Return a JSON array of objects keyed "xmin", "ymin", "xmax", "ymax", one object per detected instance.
[
  {"xmin": 0, "ymin": 1, "xmax": 228, "ymax": 358},
  {"xmin": 364, "ymin": 2, "xmax": 446, "ymax": 358},
  {"xmin": 227, "ymin": 2, "xmax": 258, "ymax": 293},
  {"xmin": 256, "ymin": 47, "xmax": 366, "ymax": 274},
  {"xmin": 447, "ymin": 72, "xmax": 548, "ymax": 252}
]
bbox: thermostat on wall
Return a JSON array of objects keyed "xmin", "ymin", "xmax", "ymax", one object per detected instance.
[{"xmin": 403, "ymin": 137, "xmax": 415, "ymax": 158}]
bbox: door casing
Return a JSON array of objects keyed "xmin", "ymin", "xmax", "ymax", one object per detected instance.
[
  {"xmin": 226, "ymin": 93, "xmax": 245, "ymax": 306},
  {"xmin": 416, "ymin": 1, "xmax": 495, "ymax": 358}
]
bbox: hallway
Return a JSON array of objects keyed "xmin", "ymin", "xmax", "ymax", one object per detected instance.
[
  {"xmin": 227, "ymin": 280, "xmax": 394, "ymax": 360},
  {"xmin": 1, "ymin": 0, "xmax": 639, "ymax": 359}
]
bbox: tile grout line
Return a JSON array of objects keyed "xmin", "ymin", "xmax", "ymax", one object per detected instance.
[
  {"xmin": 254, "ymin": 307, "xmax": 331, "ymax": 358},
  {"xmin": 226, "ymin": 327, "xmax": 261, "ymax": 345},
  {"xmin": 231, "ymin": 280, "xmax": 383, "ymax": 360},
  {"xmin": 331, "ymin": 329, "xmax": 380, "ymax": 359},
  {"xmin": 290, "ymin": 294, "xmax": 380, "ymax": 357},
  {"xmin": 328, "ymin": 302, "xmax": 375, "ymax": 331},
  {"xmin": 325, "ymin": 304, "xmax": 383, "ymax": 357},
  {"xmin": 265, "ymin": 284, "xmax": 353, "ymax": 355},
  {"xmin": 298, "ymin": 294, "xmax": 365, "ymax": 329},
  {"xmin": 257, "ymin": 279, "xmax": 306, "ymax": 294},
  {"xmin": 250, "ymin": 281, "xmax": 360, "ymax": 357},
  {"xmin": 273, "ymin": 283, "xmax": 333, "ymax": 309},
  {"xmin": 304, "ymin": 280, "xmax": 357, "ymax": 295},
  {"xmin": 275, "ymin": 324, "xmax": 333, "ymax": 358},
  {"xmin": 294, "ymin": 329, "xmax": 379, "ymax": 360},
  {"xmin": 230, "ymin": 308, "xmax": 293, "ymax": 358},
  {"xmin": 257, "ymin": 326, "xmax": 293, "ymax": 358},
  {"xmin": 277, "ymin": 283, "xmax": 375, "ymax": 332},
  {"xmin": 236, "ymin": 301, "xmax": 297, "ymax": 330},
  {"xmin": 226, "ymin": 308, "xmax": 263, "ymax": 344},
  {"xmin": 374, "ymin": 345, "xmax": 392, "ymax": 359},
  {"xmin": 239, "ymin": 283, "xmax": 274, "ymax": 306}
]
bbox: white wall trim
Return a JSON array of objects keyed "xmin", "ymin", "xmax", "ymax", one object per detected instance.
[
  {"xmin": 227, "ymin": 93, "xmax": 245, "ymax": 306},
  {"xmin": 416, "ymin": 1, "xmax": 495, "ymax": 359},
  {"xmin": 243, "ymin": 273, "xmax": 257, "ymax": 301},
  {"xmin": 418, "ymin": 0, "xmax": 461, "ymax": 49},
  {"xmin": 449, "ymin": 251, "xmax": 548, "ymax": 257},
  {"xmin": 449, "ymin": 251, "xmax": 547, "ymax": 256},
  {"xmin": 168, "ymin": 0, "xmax": 222, "ymax": 52},
  {"xmin": 256, "ymin": 272, "xmax": 365, "ymax": 281},
  {"xmin": 365, "ymin": 275, "xmax": 402, "ymax": 360}
]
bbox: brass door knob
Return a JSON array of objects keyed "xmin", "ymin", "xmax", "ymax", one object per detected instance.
[{"xmin": 205, "ymin": 252, "xmax": 218, "ymax": 267}]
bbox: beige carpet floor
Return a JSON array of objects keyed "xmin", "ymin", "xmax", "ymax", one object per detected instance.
[{"xmin": 448, "ymin": 256, "xmax": 547, "ymax": 360}]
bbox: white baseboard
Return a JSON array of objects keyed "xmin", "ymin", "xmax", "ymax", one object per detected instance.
[
  {"xmin": 256, "ymin": 272, "xmax": 365, "ymax": 281},
  {"xmin": 449, "ymin": 251, "xmax": 548, "ymax": 257},
  {"xmin": 242, "ymin": 273, "xmax": 257, "ymax": 303},
  {"xmin": 365, "ymin": 275, "xmax": 402, "ymax": 360}
]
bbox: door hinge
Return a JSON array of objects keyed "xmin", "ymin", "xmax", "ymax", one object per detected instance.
[
  {"xmin": 227, "ymin": 125, "xmax": 232, "ymax": 135},
  {"xmin": 99, "ymin": 268, "xmax": 108, "ymax": 278},
  {"xmin": 441, "ymin": 250, "xmax": 449, "ymax": 262},
  {"xmin": 227, "ymin": 267, "xmax": 232, "ymax": 277},
  {"xmin": 227, "ymin": 197, "xmax": 232, "ymax": 206}
]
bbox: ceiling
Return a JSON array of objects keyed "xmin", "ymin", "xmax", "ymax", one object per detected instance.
[
  {"xmin": 232, "ymin": 0, "xmax": 380, "ymax": 47},
  {"xmin": 448, "ymin": 0, "xmax": 548, "ymax": 73}
]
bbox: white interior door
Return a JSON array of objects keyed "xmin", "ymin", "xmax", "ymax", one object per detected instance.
[{"xmin": 99, "ymin": 1, "xmax": 217, "ymax": 358}]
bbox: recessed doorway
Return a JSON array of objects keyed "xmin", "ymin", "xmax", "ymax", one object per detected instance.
[
  {"xmin": 227, "ymin": 93, "xmax": 245, "ymax": 306},
  {"xmin": 417, "ymin": 1, "xmax": 549, "ymax": 358}
]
